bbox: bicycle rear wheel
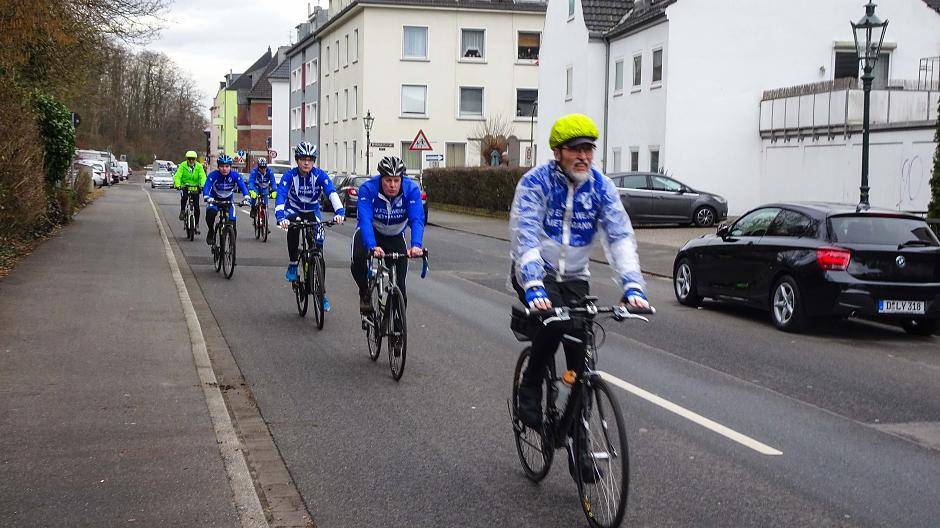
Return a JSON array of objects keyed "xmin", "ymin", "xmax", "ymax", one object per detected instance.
[
  {"xmin": 387, "ymin": 286, "xmax": 407, "ymax": 381},
  {"xmin": 213, "ymin": 225, "xmax": 223, "ymax": 273},
  {"xmin": 222, "ymin": 225, "xmax": 236, "ymax": 279},
  {"xmin": 574, "ymin": 377, "xmax": 630, "ymax": 528},
  {"xmin": 295, "ymin": 253, "xmax": 308, "ymax": 316},
  {"xmin": 186, "ymin": 208, "xmax": 195, "ymax": 241},
  {"xmin": 365, "ymin": 283, "xmax": 382, "ymax": 361},
  {"xmin": 254, "ymin": 213, "xmax": 261, "ymax": 239},
  {"xmin": 260, "ymin": 207, "xmax": 268, "ymax": 243},
  {"xmin": 511, "ymin": 347, "xmax": 553, "ymax": 482},
  {"xmin": 311, "ymin": 253, "xmax": 325, "ymax": 329}
]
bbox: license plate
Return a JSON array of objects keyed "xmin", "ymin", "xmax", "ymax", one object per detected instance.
[{"xmin": 878, "ymin": 300, "xmax": 925, "ymax": 314}]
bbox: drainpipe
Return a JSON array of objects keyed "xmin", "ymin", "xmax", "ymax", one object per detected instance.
[{"xmin": 602, "ymin": 36, "xmax": 611, "ymax": 173}]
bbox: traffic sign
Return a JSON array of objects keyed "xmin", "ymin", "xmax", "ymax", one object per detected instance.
[
  {"xmin": 268, "ymin": 149, "xmax": 278, "ymax": 158},
  {"xmin": 409, "ymin": 130, "xmax": 432, "ymax": 151},
  {"xmin": 370, "ymin": 142, "xmax": 393, "ymax": 148},
  {"xmin": 425, "ymin": 153, "xmax": 444, "ymax": 162},
  {"xmin": 237, "ymin": 149, "xmax": 246, "ymax": 158}
]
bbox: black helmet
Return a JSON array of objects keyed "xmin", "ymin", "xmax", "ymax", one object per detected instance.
[{"xmin": 377, "ymin": 156, "xmax": 407, "ymax": 178}]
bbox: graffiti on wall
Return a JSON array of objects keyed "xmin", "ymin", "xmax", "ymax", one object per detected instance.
[{"xmin": 897, "ymin": 155, "xmax": 928, "ymax": 212}]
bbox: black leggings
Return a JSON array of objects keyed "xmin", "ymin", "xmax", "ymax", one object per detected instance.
[
  {"xmin": 286, "ymin": 211, "xmax": 319, "ymax": 262},
  {"xmin": 351, "ymin": 229, "xmax": 407, "ymax": 300},
  {"xmin": 510, "ymin": 268, "xmax": 589, "ymax": 390},
  {"xmin": 180, "ymin": 190, "xmax": 201, "ymax": 225}
]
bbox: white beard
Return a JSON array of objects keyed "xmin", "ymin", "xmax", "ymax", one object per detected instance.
[{"xmin": 569, "ymin": 169, "xmax": 590, "ymax": 183}]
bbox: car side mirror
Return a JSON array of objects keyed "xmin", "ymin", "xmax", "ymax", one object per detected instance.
[
  {"xmin": 676, "ymin": 187, "xmax": 685, "ymax": 194},
  {"xmin": 717, "ymin": 224, "xmax": 730, "ymax": 238}
]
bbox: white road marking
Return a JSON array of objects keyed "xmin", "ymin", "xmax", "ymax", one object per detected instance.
[
  {"xmin": 599, "ymin": 371, "xmax": 784, "ymax": 456},
  {"xmin": 145, "ymin": 191, "xmax": 270, "ymax": 527}
]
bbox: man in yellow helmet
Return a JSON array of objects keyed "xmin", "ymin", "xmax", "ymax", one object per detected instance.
[
  {"xmin": 509, "ymin": 113, "xmax": 652, "ymax": 430},
  {"xmin": 174, "ymin": 150, "xmax": 208, "ymax": 231}
]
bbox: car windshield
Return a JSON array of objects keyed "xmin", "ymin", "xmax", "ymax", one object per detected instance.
[{"xmin": 829, "ymin": 215, "xmax": 940, "ymax": 246}]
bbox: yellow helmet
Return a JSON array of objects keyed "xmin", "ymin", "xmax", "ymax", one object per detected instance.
[
  {"xmin": 548, "ymin": 114, "xmax": 599, "ymax": 150},
  {"xmin": 185, "ymin": 150, "xmax": 198, "ymax": 159}
]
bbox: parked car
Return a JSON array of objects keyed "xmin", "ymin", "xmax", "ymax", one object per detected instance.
[
  {"xmin": 150, "ymin": 170, "xmax": 174, "ymax": 189},
  {"xmin": 608, "ymin": 172, "xmax": 728, "ymax": 227},
  {"xmin": 334, "ymin": 175, "xmax": 428, "ymax": 223},
  {"xmin": 74, "ymin": 160, "xmax": 107, "ymax": 187},
  {"xmin": 673, "ymin": 202, "xmax": 940, "ymax": 335},
  {"xmin": 268, "ymin": 162, "xmax": 293, "ymax": 189}
]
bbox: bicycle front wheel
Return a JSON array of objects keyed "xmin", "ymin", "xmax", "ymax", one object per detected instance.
[
  {"xmin": 186, "ymin": 209, "xmax": 195, "ymax": 241},
  {"xmin": 260, "ymin": 207, "xmax": 268, "ymax": 243},
  {"xmin": 254, "ymin": 213, "xmax": 261, "ymax": 239},
  {"xmin": 222, "ymin": 225, "xmax": 236, "ymax": 279},
  {"xmin": 213, "ymin": 226, "xmax": 223, "ymax": 273},
  {"xmin": 574, "ymin": 377, "xmax": 630, "ymax": 528},
  {"xmin": 312, "ymin": 253, "xmax": 325, "ymax": 330},
  {"xmin": 295, "ymin": 253, "xmax": 308, "ymax": 317},
  {"xmin": 387, "ymin": 286, "xmax": 407, "ymax": 381},
  {"xmin": 365, "ymin": 283, "xmax": 382, "ymax": 361},
  {"xmin": 511, "ymin": 347, "xmax": 553, "ymax": 482}
]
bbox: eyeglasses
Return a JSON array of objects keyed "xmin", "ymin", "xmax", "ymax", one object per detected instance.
[
  {"xmin": 296, "ymin": 156, "xmax": 316, "ymax": 162},
  {"xmin": 561, "ymin": 144, "xmax": 596, "ymax": 154}
]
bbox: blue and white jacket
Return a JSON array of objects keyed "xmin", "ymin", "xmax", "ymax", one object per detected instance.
[
  {"xmin": 203, "ymin": 169, "xmax": 249, "ymax": 201},
  {"xmin": 356, "ymin": 176, "xmax": 425, "ymax": 251},
  {"xmin": 509, "ymin": 161, "xmax": 644, "ymax": 293},
  {"xmin": 248, "ymin": 167, "xmax": 274, "ymax": 194},
  {"xmin": 275, "ymin": 166, "xmax": 344, "ymax": 222}
]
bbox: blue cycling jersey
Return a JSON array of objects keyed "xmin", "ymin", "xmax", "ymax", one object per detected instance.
[
  {"xmin": 249, "ymin": 168, "xmax": 274, "ymax": 193},
  {"xmin": 274, "ymin": 166, "xmax": 343, "ymax": 222},
  {"xmin": 355, "ymin": 176, "xmax": 425, "ymax": 250},
  {"xmin": 203, "ymin": 169, "xmax": 249, "ymax": 200},
  {"xmin": 509, "ymin": 160, "xmax": 644, "ymax": 293}
]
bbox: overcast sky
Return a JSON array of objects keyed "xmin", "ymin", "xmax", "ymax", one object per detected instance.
[{"xmin": 141, "ymin": 0, "xmax": 318, "ymax": 114}]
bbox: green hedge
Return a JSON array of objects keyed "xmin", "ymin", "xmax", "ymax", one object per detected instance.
[
  {"xmin": 423, "ymin": 167, "xmax": 528, "ymax": 213},
  {"xmin": 31, "ymin": 90, "xmax": 75, "ymax": 186},
  {"xmin": 928, "ymin": 95, "xmax": 940, "ymax": 220}
]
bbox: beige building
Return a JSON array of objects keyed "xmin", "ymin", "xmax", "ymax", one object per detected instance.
[{"xmin": 317, "ymin": 0, "xmax": 545, "ymax": 176}]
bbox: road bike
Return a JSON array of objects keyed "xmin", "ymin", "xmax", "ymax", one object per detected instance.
[
  {"xmin": 208, "ymin": 198, "xmax": 246, "ymax": 280},
  {"xmin": 182, "ymin": 185, "xmax": 201, "ymax": 241},
  {"xmin": 361, "ymin": 250, "xmax": 429, "ymax": 381},
  {"xmin": 508, "ymin": 297, "xmax": 651, "ymax": 528},
  {"xmin": 289, "ymin": 217, "xmax": 336, "ymax": 329},
  {"xmin": 253, "ymin": 190, "xmax": 271, "ymax": 242}
]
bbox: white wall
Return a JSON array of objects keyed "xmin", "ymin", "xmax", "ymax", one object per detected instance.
[
  {"xmin": 607, "ymin": 19, "xmax": 668, "ymax": 173},
  {"xmin": 270, "ymin": 78, "xmax": 290, "ymax": 162},
  {"xmin": 319, "ymin": 9, "xmax": 365, "ymax": 176},
  {"xmin": 663, "ymin": 0, "xmax": 940, "ymax": 214},
  {"xmin": 537, "ymin": 0, "xmax": 607, "ymax": 166}
]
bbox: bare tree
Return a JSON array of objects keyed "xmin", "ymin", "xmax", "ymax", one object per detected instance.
[{"xmin": 472, "ymin": 114, "xmax": 514, "ymax": 166}]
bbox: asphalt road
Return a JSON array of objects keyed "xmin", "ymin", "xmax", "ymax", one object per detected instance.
[{"xmin": 149, "ymin": 184, "xmax": 940, "ymax": 528}]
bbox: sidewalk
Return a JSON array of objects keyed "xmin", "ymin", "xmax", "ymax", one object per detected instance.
[
  {"xmin": 0, "ymin": 185, "xmax": 239, "ymax": 526},
  {"xmin": 427, "ymin": 207, "xmax": 714, "ymax": 277}
]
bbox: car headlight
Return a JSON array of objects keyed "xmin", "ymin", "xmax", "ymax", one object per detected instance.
[{"xmin": 713, "ymin": 195, "xmax": 727, "ymax": 204}]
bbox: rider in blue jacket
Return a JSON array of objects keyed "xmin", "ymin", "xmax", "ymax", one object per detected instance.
[
  {"xmin": 248, "ymin": 158, "xmax": 275, "ymax": 220},
  {"xmin": 350, "ymin": 156, "xmax": 425, "ymax": 313},
  {"xmin": 275, "ymin": 142, "xmax": 345, "ymax": 311},
  {"xmin": 203, "ymin": 154, "xmax": 250, "ymax": 246}
]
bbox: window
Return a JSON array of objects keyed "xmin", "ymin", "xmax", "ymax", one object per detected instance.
[
  {"xmin": 460, "ymin": 87, "xmax": 483, "ymax": 117},
  {"xmin": 461, "ymin": 29, "xmax": 485, "ymax": 59},
  {"xmin": 649, "ymin": 149, "xmax": 660, "ymax": 172},
  {"xmin": 401, "ymin": 141, "xmax": 421, "ymax": 171},
  {"xmin": 516, "ymin": 89, "xmax": 537, "ymax": 117},
  {"xmin": 619, "ymin": 174, "xmax": 647, "ymax": 189},
  {"xmin": 267, "ymin": 105, "xmax": 272, "ymax": 119},
  {"xmin": 632, "ymin": 54, "xmax": 642, "ymax": 87},
  {"xmin": 291, "ymin": 68, "xmax": 301, "ymax": 92},
  {"xmin": 343, "ymin": 89, "xmax": 349, "ymax": 120},
  {"xmin": 446, "ymin": 143, "xmax": 466, "ymax": 168},
  {"xmin": 334, "ymin": 40, "xmax": 340, "ymax": 71},
  {"xmin": 401, "ymin": 85, "xmax": 427, "ymax": 115},
  {"xmin": 325, "ymin": 46, "xmax": 331, "ymax": 73},
  {"xmin": 307, "ymin": 59, "xmax": 318, "ymax": 85},
  {"xmin": 611, "ymin": 148, "xmax": 621, "ymax": 172},
  {"xmin": 834, "ymin": 50, "xmax": 890, "ymax": 88},
  {"xmin": 266, "ymin": 137, "xmax": 272, "ymax": 149},
  {"xmin": 518, "ymin": 32, "xmax": 540, "ymax": 61},
  {"xmin": 630, "ymin": 149, "xmax": 639, "ymax": 171},
  {"xmin": 290, "ymin": 107, "xmax": 299, "ymax": 129},
  {"xmin": 324, "ymin": 95, "xmax": 330, "ymax": 125},
  {"xmin": 830, "ymin": 215, "xmax": 939, "ymax": 245},
  {"xmin": 345, "ymin": 34, "xmax": 349, "ymax": 66},
  {"xmin": 565, "ymin": 66, "xmax": 573, "ymax": 100},
  {"xmin": 730, "ymin": 208, "xmax": 782, "ymax": 237},
  {"xmin": 343, "ymin": 141, "xmax": 348, "ymax": 171},
  {"xmin": 351, "ymin": 86, "xmax": 358, "ymax": 118},
  {"xmin": 323, "ymin": 144, "xmax": 328, "ymax": 166},
  {"xmin": 652, "ymin": 48, "xmax": 663, "ymax": 83},
  {"xmin": 351, "ymin": 140, "xmax": 357, "ymax": 173},
  {"xmin": 334, "ymin": 91, "xmax": 339, "ymax": 122},
  {"xmin": 766, "ymin": 210, "xmax": 817, "ymax": 238},
  {"xmin": 353, "ymin": 29, "xmax": 359, "ymax": 62},
  {"xmin": 403, "ymin": 26, "xmax": 428, "ymax": 59},
  {"xmin": 568, "ymin": 0, "xmax": 575, "ymax": 18},
  {"xmin": 614, "ymin": 59, "xmax": 624, "ymax": 93},
  {"xmin": 334, "ymin": 142, "xmax": 338, "ymax": 168},
  {"xmin": 310, "ymin": 103, "xmax": 318, "ymax": 127},
  {"xmin": 650, "ymin": 175, "xmax": 683, "ymax": 192}
]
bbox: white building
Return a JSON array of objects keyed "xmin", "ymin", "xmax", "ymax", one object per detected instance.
[
  {"xmin": 316, "ymin": 0, "xmax": 546, "ymax": 176},
  {"xmin": 540, "ymin": 0, "xmax": 940, "ymax": 214}
]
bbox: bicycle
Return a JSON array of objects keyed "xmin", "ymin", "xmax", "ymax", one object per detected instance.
[
  {"xmin": 253, "ymin": 190, "xmax": 271, "ymax": 242},
  {"xmin": 181, "ymin": 185, "xmax": 201, "ymax": 241},
  {"xmin": 508, "ymin": 297, "xmax": 651, "ymax": 528},
  {"xmin": 361, "ymin": 249, "xmax": 429, "ymax": 381},
  {"xmin": 208, "ymin": 198, "xmax": 246, "ymax": 280},
  {"xmin": 289, "ymin": 217, "xmax": 337, "ymax": 329}
]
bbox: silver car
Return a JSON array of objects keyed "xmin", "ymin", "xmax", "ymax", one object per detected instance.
[
  {"xmin": 150, "ymin": 170, "xmax": 175, "ymax": 189},
  {"xmin": 608, "ymin": 172, "xmax": 728, "ymax": 227}
]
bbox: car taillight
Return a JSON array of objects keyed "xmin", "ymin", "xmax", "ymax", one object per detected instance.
[
  {"xmin": 348, "ymin": 188, "xmax": 358, "ymax": 197},
  {"xmin": 421, "ymin": 192, "xmax": 427, "ymax": 200},
  {"xmin": 817, "ymin": 247, "xmax": 851, "ymax": 271}
]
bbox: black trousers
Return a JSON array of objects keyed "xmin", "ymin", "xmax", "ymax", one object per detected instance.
[
  {"xmin": 286, "ymin": 211, "xmax": 319, "ymax": 262},
  {"xmin": 351, "ymin": 229, "xmax": 408, "ymax": 300},
  {"xmin": 180, "ymin": 190, "xmax": 201, "ymax": 226},
  {"xmin": 510, "ymin": 268, "xmax": 589, "ymax": 390}
]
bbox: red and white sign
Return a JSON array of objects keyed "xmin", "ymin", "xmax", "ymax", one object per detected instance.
[
  {"xmin": 268, "ymin": 149, "xmax": 278, "ymax": 159},
  {"xmin": 409, "ymin": 129, "xmax": 432, "ymax": 151}
]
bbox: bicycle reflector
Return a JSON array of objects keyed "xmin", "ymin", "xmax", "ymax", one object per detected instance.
[
  {"xmin": 816, "ymin": 247, "xmax": 851, "ymax": 271},
  {"xmin": 349, "ymin": 188, "xmax": 358, "ymax": 197}
]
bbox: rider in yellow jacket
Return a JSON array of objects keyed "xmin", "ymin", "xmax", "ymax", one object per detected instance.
[{"xmin": 174, "ymin": 151, "xmax": 208, "ymax": 228}]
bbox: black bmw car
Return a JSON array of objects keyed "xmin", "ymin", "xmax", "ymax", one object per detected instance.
[{"xmin": 672, "ymin": 202, "xmax": 940, "ymax": 335}]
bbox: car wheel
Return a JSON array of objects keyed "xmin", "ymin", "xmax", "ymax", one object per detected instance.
[
  {"xmin": 693, "ymin": 206, "xmax": 717, "ymax": 227},
  {"xmin": 901, "ymin": 319, "xmax": 939, "ymax": 336},
  {"xmin": 673, "ymin": 258, "xmax": 702, "ymax": 307},
  {"xmin": 770, "ymin": 276, "xmax": 808, "ymax": 332}
]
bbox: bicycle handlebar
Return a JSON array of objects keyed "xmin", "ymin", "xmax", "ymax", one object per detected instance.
[
  {"xmin": 368, "ymin": 248, "xmax": 430, "ymax": 279},
  {"xmin": 523, "ymin": 303, "xmax": 653, "ymax": 323},
  {"xmin": 288, "ymin": 217, "xmax": 339, "ymax": 228}
]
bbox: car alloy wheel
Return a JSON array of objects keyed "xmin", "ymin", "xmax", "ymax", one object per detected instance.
[
  {"xmin": 772, "ymin": 282, "xmax": 795, "ymax": 325},
  {"xmin": 694, "ymin": 206, "xmax": 716, "ymax": 227},
  {"xmin": 673, "ymin": 258, "xmax": 702, "ymax": 307}
]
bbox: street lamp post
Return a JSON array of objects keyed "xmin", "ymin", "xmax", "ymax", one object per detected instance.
[
  {"xmin": 851, "ymin": 1, "xmax": 888, "ymax": 208},
  {"xmin": 529, "ymin": 100, "xmax": 538, "ymax": 167},
  {"xmin": 363, "ymin": 110, "xmax": 375, "ymax": 175}
]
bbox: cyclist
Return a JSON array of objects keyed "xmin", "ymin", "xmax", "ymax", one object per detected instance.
[
  {"xmin": 203, "ymin": 154, "xmax": 250, "ymax": 246},
  {"xmin": 509, "ymin": 113, "xmax": 651, "ymax": 430},
  {"xmin": 275, "ymin": 142, "xmax": 345, "ymax": 311},
  {"xmin": 350, "ymin": 156, "xmax": 425, "ymax": 314},
  {"xmin": 174, "ymin": 150, "xmax": 208, "ymax": 232},
  {"xmin": 248, "ymin": 158, "xmax": 275, "ymax": 220}
]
